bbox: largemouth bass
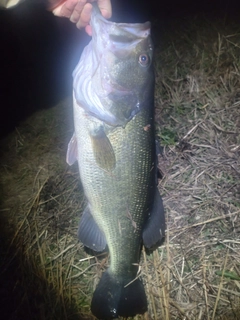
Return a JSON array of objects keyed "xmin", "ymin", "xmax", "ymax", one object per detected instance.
[{"xmin": 67, "ymin": 3, "xmax": 165, "ymax": 319}]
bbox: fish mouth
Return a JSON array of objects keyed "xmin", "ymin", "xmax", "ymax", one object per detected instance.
[
  {"xmin": 90, "ymin": 9, "xmax": 151, "ymax": 101},
  {"xmin": 91, "ymin": 6, "xmax": 151, "ymax": 40},
  {"xmin": 72, "ymin": 3, "xmax": 153, "ymax": 127},
  {"xmin": 91, "ymin": 3, "xmax": 151, "ymax": 55}
]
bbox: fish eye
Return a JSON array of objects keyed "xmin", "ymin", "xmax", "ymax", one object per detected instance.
[{"xmin": 138, "ymin": 54, "xmax": 150, "ymax": 67}]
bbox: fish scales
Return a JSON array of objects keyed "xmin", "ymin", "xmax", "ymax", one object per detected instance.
[
  {"xmin": 67, "ymin": 3, "xmax": 165, "ymax": 319},
  {"xmin": 73, "ymin": 97, "xmax": 155, "ymax": 276}
]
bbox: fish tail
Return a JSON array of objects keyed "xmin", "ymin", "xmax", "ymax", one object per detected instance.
[{"xmin": 91, "ymin": 270, "xmax": 147, "ymax": 319}]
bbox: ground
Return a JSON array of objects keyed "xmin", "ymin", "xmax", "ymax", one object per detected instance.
[{"xmin": 0, "ymin": 9, "xmax": 240, "ymax": 320}]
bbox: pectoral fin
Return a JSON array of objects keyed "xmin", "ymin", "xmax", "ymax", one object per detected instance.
[
  {"xmin": 78, "ymin": 205, "xmax": 107, "ymax": 252},
  {"xmin": 66, "ymin": 133, "xmax": 78, "ymax": 165},
  {"xmin": 143, "ymin": 188, "xmax": 165, "ymax": 248},
  {"xmin": 90, "ymin": 126, "xmax": 116, "ymax": 171}
]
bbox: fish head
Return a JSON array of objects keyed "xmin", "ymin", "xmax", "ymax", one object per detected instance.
[{"xmin": 73, "ymin": 5, "xmax": 155, "ymax": 127}]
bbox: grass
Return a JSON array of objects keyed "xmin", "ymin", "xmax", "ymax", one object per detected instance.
[{"xmin": 0, "ymin": 10, "xmax": 240, "ymax": 320}]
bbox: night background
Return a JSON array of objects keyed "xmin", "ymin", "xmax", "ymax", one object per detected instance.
[
  {"xmin": 0, "ymin": 0, "xmax": 239, "ymax": 137},
  {"xmin": 0, "ymin": 1, "xmax": 240, "ymax": 319}
]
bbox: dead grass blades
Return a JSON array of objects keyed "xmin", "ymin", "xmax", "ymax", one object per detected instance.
[{"xmin": 1, "ymin": 11, "xmax": 240, "ymax": 320}]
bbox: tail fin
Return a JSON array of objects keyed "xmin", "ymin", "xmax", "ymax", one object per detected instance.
[{"xmin": 91, "ymin": 270, "xmax": 147, "ymax": 319}]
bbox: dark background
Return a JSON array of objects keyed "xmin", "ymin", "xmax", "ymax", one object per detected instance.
[
  {"xmin": 0, "ymin": 1, "xmax": 239, "ymax": 318},
  {"xmin": 0, "ymin": 0, "xmax": 239, "ymax": 137}
]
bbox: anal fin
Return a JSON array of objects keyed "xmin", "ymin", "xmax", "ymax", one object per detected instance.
[{"xmin": 78, "ymin": 206, "xmax": 107, "ymax": 252}]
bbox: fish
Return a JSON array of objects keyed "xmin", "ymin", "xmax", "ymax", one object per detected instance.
[{"xmin": 66, "ymin": 3, "xmax": 165, "ymax": 319}]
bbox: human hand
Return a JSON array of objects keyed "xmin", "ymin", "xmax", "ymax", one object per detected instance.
[{"xmin": 49, "ymin": 0, "xmax": 112, "ymax": 35}]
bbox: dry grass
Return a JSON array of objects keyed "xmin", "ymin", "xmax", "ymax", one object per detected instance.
[{"xmin": 0, "ymin": 12, "xmax": 240, "ymax": 320}]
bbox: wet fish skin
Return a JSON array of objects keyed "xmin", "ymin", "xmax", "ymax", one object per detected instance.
[{"xmin": 67, "ymin": 3, "xmax": 165, "ymax": 319}]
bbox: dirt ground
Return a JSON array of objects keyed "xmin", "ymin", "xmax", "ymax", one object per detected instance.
[{"xmin": 0, "ymin": 9, "xmax": 240, "ymax": 320}]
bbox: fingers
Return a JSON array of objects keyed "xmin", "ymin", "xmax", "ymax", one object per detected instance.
[
  {"xmin": 85, "ymin": 24, "xmax": 92, "ymax": 36},
  {"xmin": 97, "ymin": 0, "xmax": 112, "ymax": 19},
  {"xmin": 51, "ymin": 0, "xmax": 112, "ymax": 32},
  {"xmin": 52, "ymin": 0, "xmax": 93, "ymax": 30},
  {"xmin": 75, "ymin": 2, "xmax": 92, "ymax": 28},
  {"xmin": 52, "ymin": 0, "xmax": 84, "ymax": 18},
  {"xmin": 84, "ymin": 0, "xmax": 112, "ymax": 36}
]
